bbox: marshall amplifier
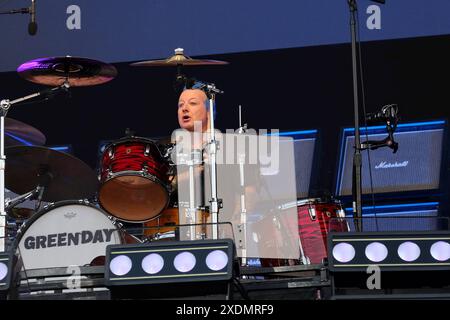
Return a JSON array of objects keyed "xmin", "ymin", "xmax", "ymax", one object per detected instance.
[
  {"xmin": 344, "ymin": 202, "xmax": 447, "ymax": 232},
  {"xmin": 270, "ymin": 129, "xmax": 318, "ymax": 198},
  {"xmin": 335, "ymin": 120, "xmax": 447, "ymax": 197}
]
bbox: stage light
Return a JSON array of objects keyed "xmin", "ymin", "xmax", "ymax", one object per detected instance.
[
  {"xmin": 397, "ymin": 242, "xmax": 421, "ymax": 262},
  {"xmin": 109, "ymin": 255, "xmax": 132, "ymax": 276},
  {"xmin": 206, "ymin": 250, "xmax": 229, "ymax": 271},
  {"xmin": 430, "ymin": 241, "xmax": 450, "ymax": 261},
  {"xmin": 332, "ymin": 242, "xmax": 355, "ymax": 263},
  {"xmin": 365, "ymin": 242, "xmax": 388, "ymax": 262},
  {"xmin": 328, "ymin": 231, "xmax": 450, "ymax": 271},
  {"xmin": 104, "ymin": 239, "xmax": 235, "ymax": 299},
  {"xmin": 0, "ymin": 251, "xmax": 16, "ymax": 299},
  {"xmin": 173, "ymin": 252, "xmax": 196, "ymax": 273},
  {"xmin": 0, "ymin": 263, "xmax": 7, "ymax": 281},
  {"xmin": 141, "ymin": 253, "xmax": 164, "ymax": 274},
  {"xmin": 328, "ymin": 231, "xmax": 450, "ymax": 299}
]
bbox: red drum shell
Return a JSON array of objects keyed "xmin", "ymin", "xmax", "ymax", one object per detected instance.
[{"xmin": 98, "ymin": 138, "xmax": 170, "ymax": 222}]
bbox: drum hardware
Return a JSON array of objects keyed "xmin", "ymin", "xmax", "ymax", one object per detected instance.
[
  {"xmin": 5, "ymin": 185, "xmax": 44, "ymax": 214},
  {"xmin": 308, "ymin": 206, "xmax": 317, "ymax": 221},
  {"xmin": 0, "ymin": 83, "xmax": 73, "ymax": 250},
  {"xmin": 236, "ymin": 104, "xmax": 249, "ymax": 265}
]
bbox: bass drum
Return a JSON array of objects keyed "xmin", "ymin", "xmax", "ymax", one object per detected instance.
[{"xmin": 15, "ymin": 200, "xmax": 138, "ymax": 270}]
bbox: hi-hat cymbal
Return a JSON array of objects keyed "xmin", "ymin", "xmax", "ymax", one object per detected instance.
[
  {"xmin": 17, "ymin": 56, "xmax": 118, "ymax": 87},
  {"xmin": 4, "ymin": 118, "xmax": 46, "ymax": 147},
  {"xmin": 5, "ymin": 146, "xmax": 98, "ymax": 202},
  {"xmin": 130, "ymin": 48, "xmax": 229, "ymax": 67}
]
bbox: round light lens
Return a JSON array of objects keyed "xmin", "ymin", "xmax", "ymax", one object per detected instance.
[
  {"xmin": 398, "ymin": 242, "xmax": 421, "ymax": 262},
  {"xmin": 109, "ymin": 255, "xmax": 132, "ymax": 276},
  {"xmin": 174, "ymin": 252, "xmax": 196, "ymax": 273},
  {"xmin": 142, "ymin": 253, "xmax": 164, "ymax": 274},
  {"xmin": 332, "ymin": 243, "xmax": 356, "ymax": 263},
  {"xmin": 0, "ymin": 262, "xmax": 8, "ymax": 281},
  {"xmin": 430, "ymin": 241, "xmax": 450, "ymax": 262},
  {"xmin": 365, "ymin": 242, "xmax": 388, "ymax": 263},
  {"xmin": 206, "ymin": 250, "xmax": 229, "ymax": 271}
]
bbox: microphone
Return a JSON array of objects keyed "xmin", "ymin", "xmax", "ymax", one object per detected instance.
[
  {"xmin": 366, "ymin": 104, "xmax": 398, "ymax": 124},
  {"xmin": 28, "ymin": 0, "xmax": 37, "ymax": 36}
]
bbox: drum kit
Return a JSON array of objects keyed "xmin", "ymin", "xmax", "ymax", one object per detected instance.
[
  {"xmin": 0, "ymin": 49, "xmax": 348, "ymax": 272},
  {"xmin": 0, "ymin": 49, "xmax": 232, "ymax": 271}
]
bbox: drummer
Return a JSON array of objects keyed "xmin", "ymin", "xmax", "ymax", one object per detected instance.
[{"xmin": 177, "ymin": 87, "xmax": 211, "ymax": 133}]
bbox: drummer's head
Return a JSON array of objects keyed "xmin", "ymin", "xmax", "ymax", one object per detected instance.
[{"xmin": 178, "ymin": 88, "xmax": 210, "ymax": 132}]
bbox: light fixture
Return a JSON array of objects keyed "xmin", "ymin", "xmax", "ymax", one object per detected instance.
[
  {"xmin": 104, "ymin": 239, "xmax": 235, "ymax": 299},
  {"xmin": 0, "ymin": 251, "xmax": 16, "ymax": 299},
  {"xmin": 329, "ymin": 231, "xmax": 450, "ymax": 271},
  {"xmin": 328, "ymin": 231, "xmax": 450, "ymax": 299}
]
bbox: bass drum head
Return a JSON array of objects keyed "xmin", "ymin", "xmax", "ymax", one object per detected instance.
[{"xmin": 15, "ymin": 200, "xmax": 123, "ymax": 270}]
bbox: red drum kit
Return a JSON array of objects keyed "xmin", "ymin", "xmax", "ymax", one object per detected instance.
[{"xmin": 1, "ymin": 49, "xmax": 348, "ymax": 271}]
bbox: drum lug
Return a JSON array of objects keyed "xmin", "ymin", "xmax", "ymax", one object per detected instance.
[
  {"xmin": 108, "ymin": 147, "xmax": 114, "ymax": 159},
  {"xmin": 337, "ymin": 208, "xmax": 346, "ymax": 218},
  {"xmin": 144, "ymin": 144, "xmax": 151, "ymax": 156},
  {"xmin": 308, "ymin": 207, "xmax": 317, "ymax": 221}
]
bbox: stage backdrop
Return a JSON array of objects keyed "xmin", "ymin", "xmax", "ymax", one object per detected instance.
[{"xmin": 1, "ymin": 0, "xmax": 450, "ymax": 71}]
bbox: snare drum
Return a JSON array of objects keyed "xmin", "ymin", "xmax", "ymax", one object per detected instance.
[
  {"xmin": 15, "ymin": 200, "xmax": 138, "ymax": 270},
  {"xmin": 98, "ymin": 137, "xmax": 171, "ymax": 222}
]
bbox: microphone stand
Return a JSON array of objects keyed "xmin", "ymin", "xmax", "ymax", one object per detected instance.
[
  {"xmin": 348, "ymin": 0, "xmax": 386, "ymax": 232},
  {"xmin": 348, "ymin": 0, "xmax": 363, "ymax": 232},
  {"xmin": 0, "ymin": 82, "xmax": 70, "ymax": 251}
]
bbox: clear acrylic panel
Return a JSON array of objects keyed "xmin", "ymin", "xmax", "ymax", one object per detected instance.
[{"xmin": 173, "ymin": 130, "xmax": 299, "ymax": 259}]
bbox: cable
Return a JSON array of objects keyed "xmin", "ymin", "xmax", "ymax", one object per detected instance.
[{"xmin": 355, "ymin": 9, "xmax": 380, "ymax": 232}]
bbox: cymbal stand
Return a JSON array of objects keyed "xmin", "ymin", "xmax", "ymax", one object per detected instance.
[
  {"xmin": 236, "ymin": 105, "xmax": 248, "ymax": 265},
  {"xmin": 202, "ymin": 82, "xmax": 224, "ymax": 240},
  {"xmin": 186, "ymin": 150, "xmax": 202, "ymax": 240},
  {"xmin": 0, "ymin": 82, "xmax": 70, "ymax": 251},
  {"xmin": 4, "ymin": 186, "xmax": 42, "ymax": 212}
]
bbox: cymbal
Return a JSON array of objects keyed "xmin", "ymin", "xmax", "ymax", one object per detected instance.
[
  {"xmin": 17, "ymin": 56, "xmax": 118, "ymax": 87},
  {"xmin": 9, "ymin": 207, "xmax": 34, "ymax": 219},
  {"xmin": 5, "ymin": 146, "xmax": 98, "ymax": 202},
  {"xmin": 130, "ymin": 48, "xmax": 229, "ymax": 67},
  {"xmin": 4, "ymin": 118, "xmax": 46, "ymax": 147}
]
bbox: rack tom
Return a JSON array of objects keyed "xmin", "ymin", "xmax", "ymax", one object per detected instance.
[{"xmin": 98, "ymin": 137, "xmax": 171, "ymax": 222}]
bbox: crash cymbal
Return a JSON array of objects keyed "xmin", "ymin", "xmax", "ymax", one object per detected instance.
[
  {"xmin": 17, "ymin": 56, "xmax": 117, "ymax": 87},
  {"xmin": 130, "ymin": 48, "xmax": 229, "ymax": 67},
  {"xmin": 5, "ymin": 146, "xmax": 98, "ymax": 202},
  {"xmin": 4, "ymin": 118, "xmax": 46, "ymax": 147}
]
